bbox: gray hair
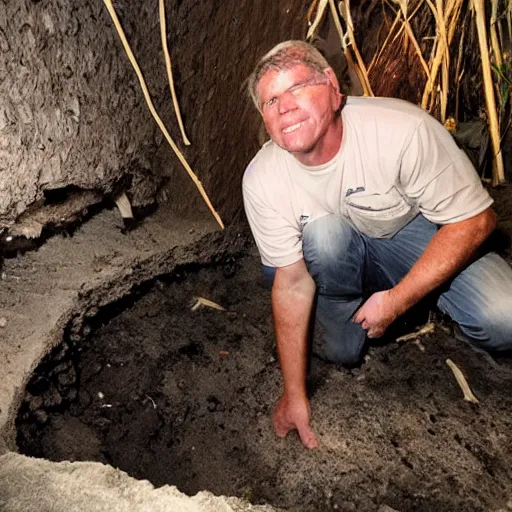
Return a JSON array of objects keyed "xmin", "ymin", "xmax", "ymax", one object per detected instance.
[{"xmin": 247, "ymin": 40, "xmax": 331, "ymax": 110}]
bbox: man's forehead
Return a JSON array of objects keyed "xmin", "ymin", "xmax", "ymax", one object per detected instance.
[{"xmin": 257, "ymin": 64, "xmax": 320, "ymax": 95}]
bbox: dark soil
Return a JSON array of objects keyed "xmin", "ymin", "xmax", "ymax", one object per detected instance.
[{"xmin": 16, "ymin": 189, "xmax": 512, "ymax": 512}]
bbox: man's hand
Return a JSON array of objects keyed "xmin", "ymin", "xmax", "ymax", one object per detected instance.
[
  {"xmin": 353, "ymin": 208, "xmax": 497, "ymax": 339},
  {"xmin": 353, "ymin": 290, "xmax": 399, "ymax": 338},
  {"xmin": 273, "ymin": 392, "xmax": 318, "ymax": 449}
]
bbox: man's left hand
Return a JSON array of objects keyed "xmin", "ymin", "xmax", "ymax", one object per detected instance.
[{"xmin": 353, "ymin": 290, "xmax": 399, "ymax": 338}]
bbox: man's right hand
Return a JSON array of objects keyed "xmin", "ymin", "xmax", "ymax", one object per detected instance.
[{"xmin": 272, "ymin": 392, "xmax": 318, "ymax": 449}]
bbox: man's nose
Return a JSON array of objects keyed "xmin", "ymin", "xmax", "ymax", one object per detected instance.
[{"xmin": 278, "ymin": 91, "xmax": 296, "ymax": 114}]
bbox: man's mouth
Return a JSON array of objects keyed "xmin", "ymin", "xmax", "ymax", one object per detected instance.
[{"xmin": 282, "ymin": 121, "xmax": 305, "ymax": 134}]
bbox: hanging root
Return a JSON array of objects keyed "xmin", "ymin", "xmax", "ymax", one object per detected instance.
[
  {"xmin": 159, "ymin": 0, "xmax": 191, "ymax": 146},
  {"xmin": 103, "ymin": 0, "xmax": 224, "ymax": 230}
]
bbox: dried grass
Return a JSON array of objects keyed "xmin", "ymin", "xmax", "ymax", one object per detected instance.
[{"xmin": 309, "ymin": 0, "xmax": 510, "ymax": 184}]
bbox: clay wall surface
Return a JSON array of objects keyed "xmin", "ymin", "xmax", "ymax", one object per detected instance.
[{"xmin": 0, "ymin": 0, "xmax": 306, "ymax": 231}]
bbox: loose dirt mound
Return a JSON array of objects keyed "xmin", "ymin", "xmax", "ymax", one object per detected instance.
[{"xmin": 17, "ymin": 246, "xmax": 512, "ymax": 511}]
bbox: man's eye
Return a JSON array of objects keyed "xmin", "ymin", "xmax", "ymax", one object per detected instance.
[
  {"xmin": 290, "ymin": 84, "xmax": 304, "ymax": 93},
  {"xmin": 265, "ymin": 97, "xmax": 277, "ymax": 108}
]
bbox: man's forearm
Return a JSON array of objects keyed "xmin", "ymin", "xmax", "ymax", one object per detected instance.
[
  {"xmin": 390, "ymin": 208, "xmax": 497, "ymax": 315},
  {"xmin": 272, "ymin": 263, "xmax": 316, "ymax": 397}
]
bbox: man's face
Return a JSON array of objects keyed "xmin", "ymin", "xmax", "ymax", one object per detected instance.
[{"xmin": 256, "ymin": 64, "xmax": 341, "ymax": 162}]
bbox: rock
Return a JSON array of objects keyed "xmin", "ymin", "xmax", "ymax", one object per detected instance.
[
  {"xmin": 0, "ymin": 316, "xmax": 6, "ymax": 327},
  {"xmin": 57, "ymin": 366, "xmax": 77, "ymax": 388},
  {"xmin": 34, "ymin": 410, "xmax": 48, "ymax": 424},
  {"xmin": 42, "ymin": 383, "xmax": 62, "ymax": 408}
]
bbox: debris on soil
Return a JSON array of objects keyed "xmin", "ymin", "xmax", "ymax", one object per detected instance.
[
  {"xmin": 446, "ymin": 359, "xmax": 480, "ymax": 404},
  {"xmin": 396, "ymin": 322, "xmax": 435, "ymax": 343},
  {"xmin": 191, "ymin": 296, "xmax": 226, "ymax": 311}
]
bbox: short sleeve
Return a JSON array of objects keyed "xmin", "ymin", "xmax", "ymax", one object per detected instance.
[
  {"xmin": 242, "ymin": 181, "xmax": 303, "ymax": 268},
  {"xmin": 399, "ymin": 117, "xmax": 493, "ymax": 224}
]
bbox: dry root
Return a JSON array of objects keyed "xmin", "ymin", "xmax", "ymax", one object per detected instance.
[
  {"xmin": 446, "ymin": 359, "xmax": 480, "ymax": 404},
  {"xmin": 396, "ymin": 322, "xmax": 435, "ymax": 343},
  {"xmin": 191, "ymin": 297, "xmax": 226, "ymax": 312}
]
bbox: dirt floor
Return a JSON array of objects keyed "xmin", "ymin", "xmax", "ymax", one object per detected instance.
[{"xmin": 13, "ymin": 187, "xmax": 512, "ymax": 512}]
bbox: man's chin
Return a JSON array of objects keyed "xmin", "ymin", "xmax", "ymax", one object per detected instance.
[{"xmin": 274, "ymin": 138, "xmax": 314, "ymax": 155}]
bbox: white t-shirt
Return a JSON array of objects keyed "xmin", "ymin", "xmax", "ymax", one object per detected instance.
[{"xmin": 243, "ymin": 97, "xmax": 493, "ymax": 268}]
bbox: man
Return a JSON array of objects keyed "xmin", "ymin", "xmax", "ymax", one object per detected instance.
[{"xmin": 242, "ymin": 40, "xmax": 512, "ymax": 449}]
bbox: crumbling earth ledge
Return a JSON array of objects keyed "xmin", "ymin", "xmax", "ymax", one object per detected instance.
[{"xmin": 0, "ymin": 207, "xmax": 276, "ymax": 512}]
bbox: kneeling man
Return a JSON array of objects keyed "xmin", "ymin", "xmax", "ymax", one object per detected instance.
[{"xmin": 242, "ymin": 40, "xmax": 512, "ymax": 449}]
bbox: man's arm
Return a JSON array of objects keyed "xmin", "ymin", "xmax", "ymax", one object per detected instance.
[
  {"xmin": 354, "ymin": 207, "xmax": 497, "ymax": 337},
  {"xmin": 271, "ymin": 259, "xmax": 318, "ymax": 449}
]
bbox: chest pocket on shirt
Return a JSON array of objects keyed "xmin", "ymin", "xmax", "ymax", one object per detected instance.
[{"xmin": 345, "ymin": 187, "xmax": 417, "ymax": 238}]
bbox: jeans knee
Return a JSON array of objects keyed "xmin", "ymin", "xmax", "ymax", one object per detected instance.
[
  {"xmin": 460, "ymin": 297, "xmax": 512, "ymax": 351},
  {"xmin": 303, "ymin": 215, "xmax": 365, "ymax": 295},
  {"xmin": 316, "ymin": 316, "xmax": 367, "ymax": 367},
  {"xmin": 324, "ymin": 342, "xmax": 365, "ymax": 367}
]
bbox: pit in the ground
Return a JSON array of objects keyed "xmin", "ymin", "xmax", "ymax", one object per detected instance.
[{"xmin": 16, "ymin": 249, "xmax": 512, "ymax": 511}]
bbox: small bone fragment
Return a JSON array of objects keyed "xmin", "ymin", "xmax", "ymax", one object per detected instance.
[
  {"xmin": 114, "ymin": 192, "xmax": 134, "ymax": 220},
  {"xmin": 191, "ymin": 296, "xmax": 225, "ymax": 312},
  {"xmin": 446, "ymin": 359, "xmax": 480, "ymax": 404},
  {"xmin": 396, "ymin": 322, "xmax": 435, "ymax": 342}
]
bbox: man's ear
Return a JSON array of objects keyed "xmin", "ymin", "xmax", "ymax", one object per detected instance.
[
  {"xmin": 323, "ymin": 67, "xmax": 344, "ymax": 111},
  {"xmin": 323, "ymin": 67, "xmax": 341, "ymax": 92}
]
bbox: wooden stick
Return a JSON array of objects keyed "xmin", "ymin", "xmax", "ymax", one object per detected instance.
[
  {"xmin": 472, "ymin": 0, "xmax": 506, "ymax": 185},
  {"xmin": 436, "ymin": 0, "xmax": 450, "ymax": 123},
  {"xmin": 490, "ymin": 0, "xmax": 503, "ymax": 68},
  {"xmin": 422, "ymin": 0, "xmax": 463, "ymax": 119},
  {"xmin": 422, "ymin": 0, "xmax": 443, "ymax": 108},
  {"xmin": 446, "ymin": 359, "xmax": 479, "ymax": 404},
  {"xmin": 422, "ymin": 0, "xmax": 449, "ymax": 114},
  {"xmin": 336, "ymin": 0, "xmax": 374, "ymax": 96},
  {"xmin": 159, "ymin": 0, "xmax": 191, "ymax": 146},
  {"xmin": 306, "ymin": 0, "xmax": 329, "ymax": 40},
  {"xmin": 454, "ymin": 8, "xmax": 469, "ymax": 123},
  {"xmin": 103, "ymin": 0, "xmax": 224, "ymax": 229},
  {"xmin": 396, "ymin": 0, "xmax": 431, "ymax": 80}
]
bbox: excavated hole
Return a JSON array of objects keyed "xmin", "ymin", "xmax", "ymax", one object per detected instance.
[{"xmin": 15, "ymin": 249, "xmax": 512, "ymax": 511}]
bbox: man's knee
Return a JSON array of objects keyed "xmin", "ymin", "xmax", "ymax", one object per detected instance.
[
  {"xmin": 315, "ymin": 317, "xmax": 367, "ymax": 367},
  {"xmin": 322, "ymin": 341, "xmax": 365, "ymax": 367},
  {"xmin": 457, "ymin": 297, "xmax": 512, "ymax": 351},
  {"xmin": 302, "ymin": 215, "xmax": 365, "ymax": 294}
]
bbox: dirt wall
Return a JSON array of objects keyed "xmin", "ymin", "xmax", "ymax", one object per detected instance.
[{"xmin": 0, "ymin": 0, "xmax": 307, "ymax": 231}]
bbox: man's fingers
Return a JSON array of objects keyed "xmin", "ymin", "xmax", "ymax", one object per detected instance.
[
  {"xmin": 272, "ymin": 413, "xmax": 291, "ymax": 438},
  {"xmin": 273, "ymin": 421, "xmax": 292, "ymax": 438},
  {"xmin": 353, "ymin": 307, "xmax": 364, "ymax": 323},
  {"xmin": 297, "ymin": 425, "xmax": 319, "ymax": 449},
  {"xmin": 368, "ymin": 327, "xmax": 384, "ymax": 339}
]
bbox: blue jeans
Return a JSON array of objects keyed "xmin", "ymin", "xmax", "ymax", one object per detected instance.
[{"xmin": 263, "ymin": 214, "xmax": 512, "ymax": 366}]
